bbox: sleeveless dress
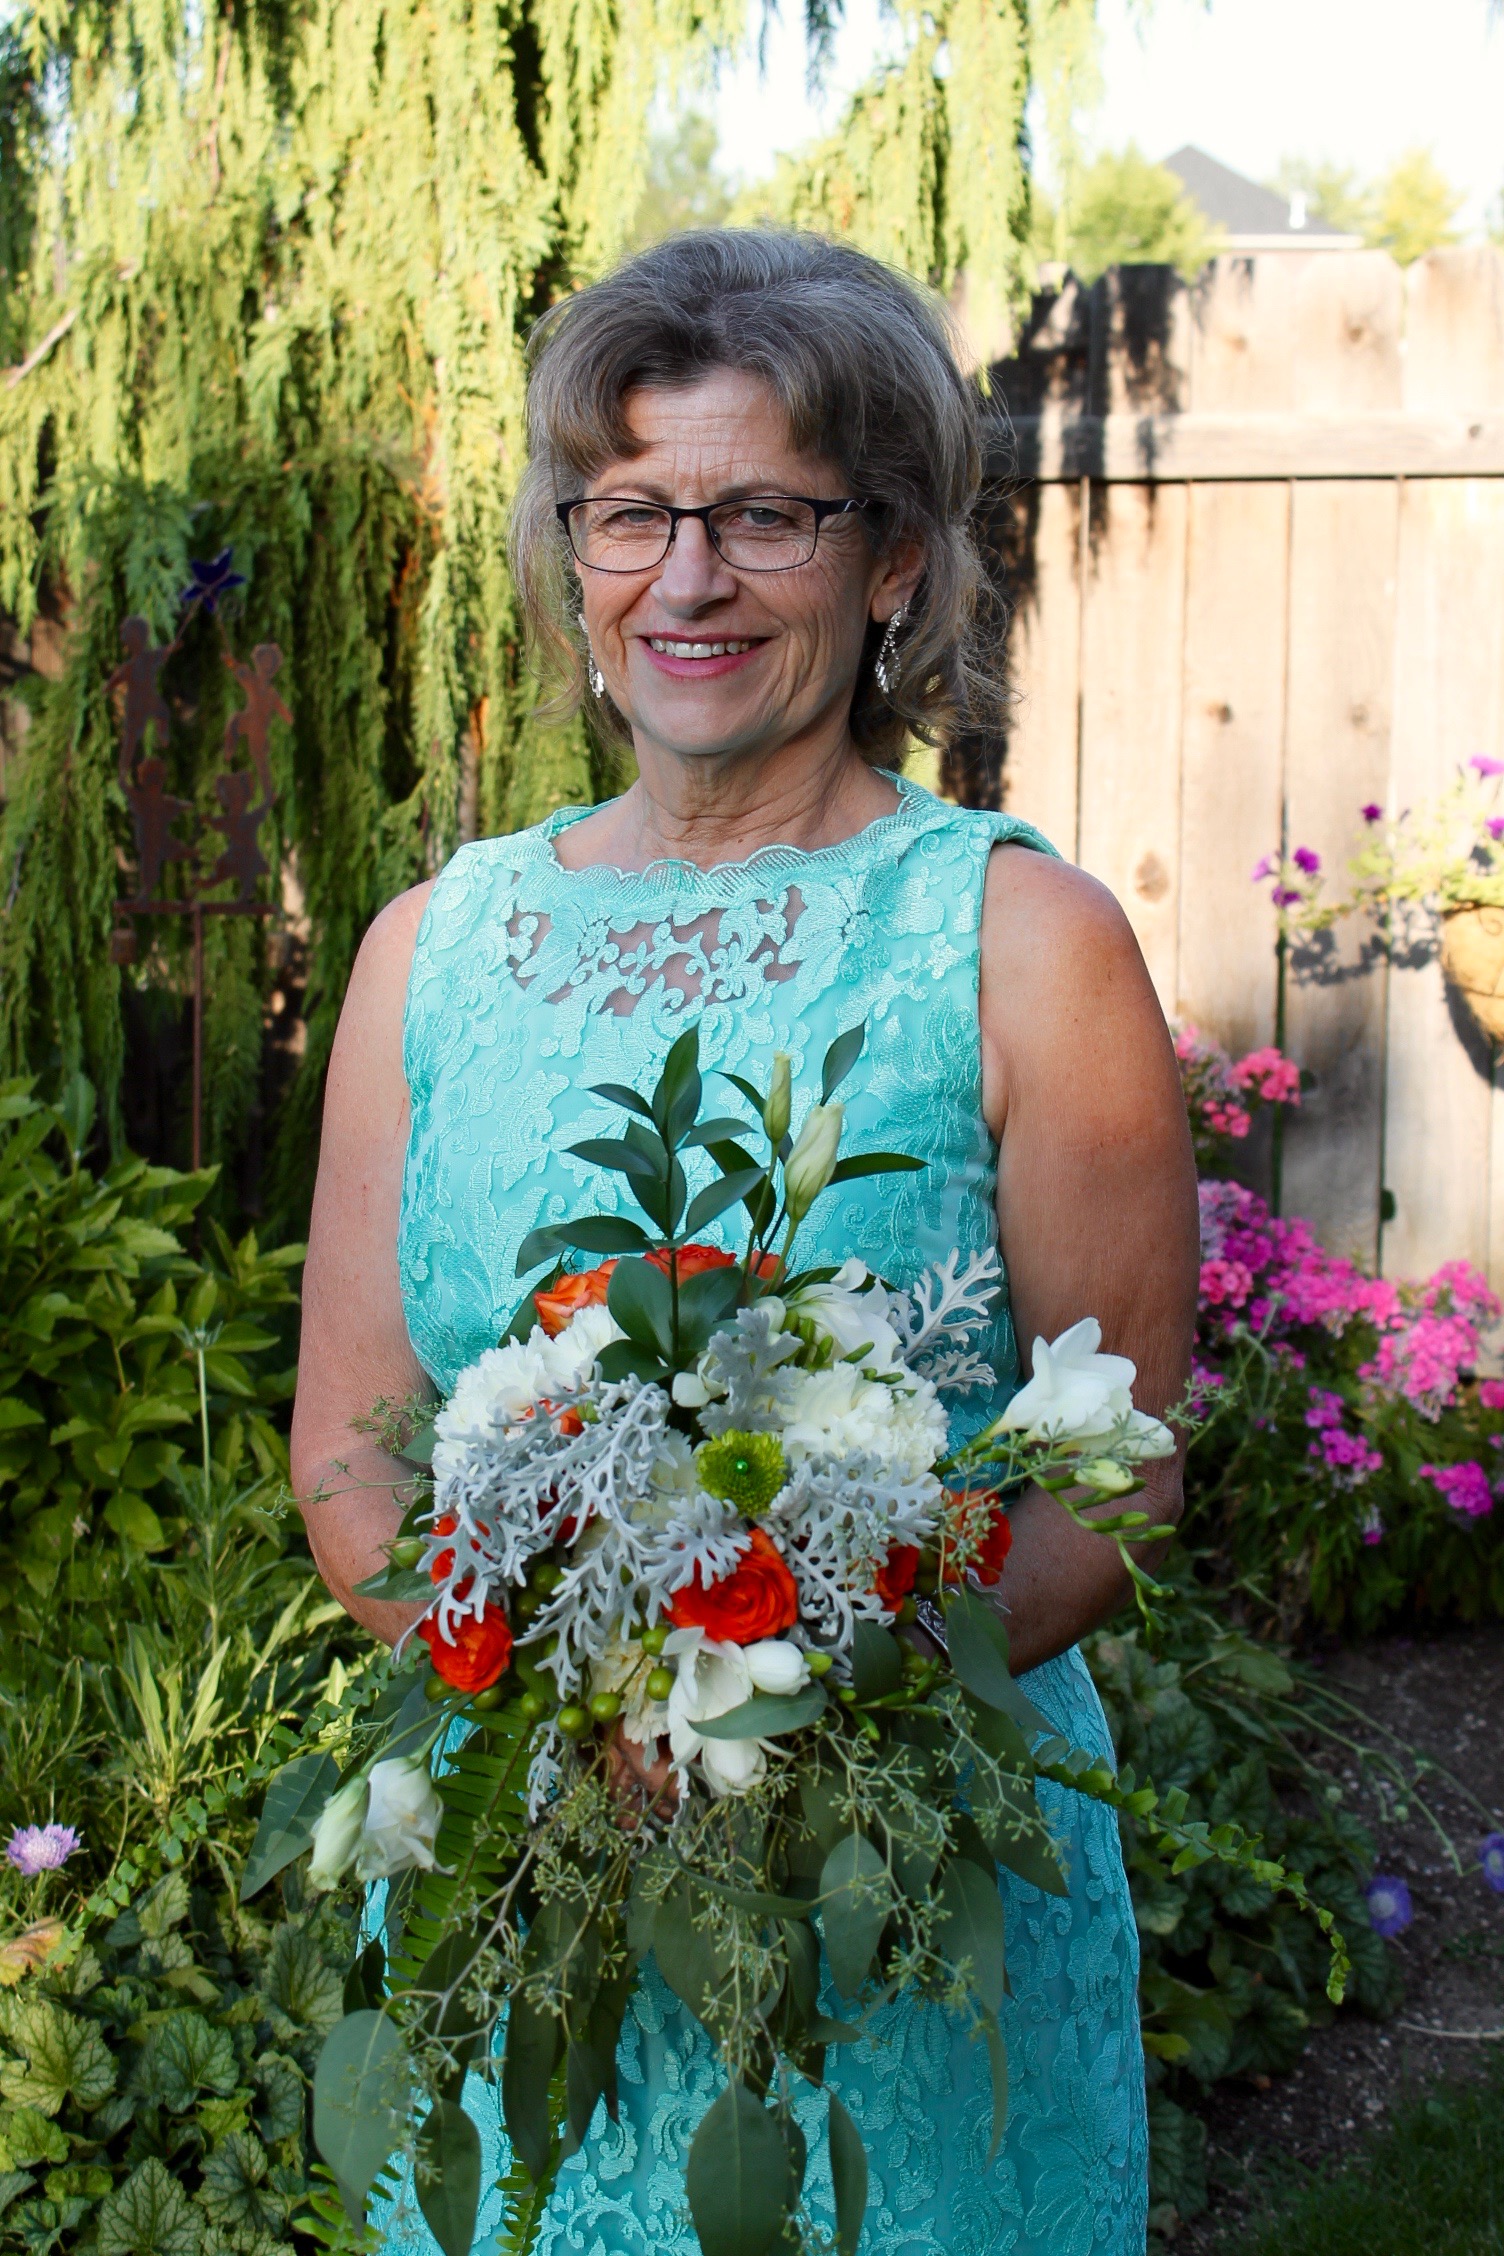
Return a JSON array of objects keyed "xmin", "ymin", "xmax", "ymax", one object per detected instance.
[{"xmin": 384, "ymin": 774, "xmax": 1148, "ymax": 2256}]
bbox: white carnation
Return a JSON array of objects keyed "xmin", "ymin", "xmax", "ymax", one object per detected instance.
[
  {"xmin": 545, "ymin": 1301, "xmax": 624, "ymax": 1388},
  {"xmin": 781, "ymin": 1364, "xmax": 947, "ymax": 1483}
]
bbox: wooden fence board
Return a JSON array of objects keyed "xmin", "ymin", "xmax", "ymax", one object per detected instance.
[
  {"xmin": 1280, "ymin": 480, "xmax": 1399, "ymax": 1262},
  {"xmin": 1076, "ymin": 482, "xmax": 1188, "ymax": 1008},
  {"xmin": 1175, "ymin": 480, "xmax": 1287, "ymax": 1055},
  {"xmin": 998, "ymin": 479, "xmax": 1083, "ymax": 854},
  {"xmin": 1000, "ymin": 410, "xmax": 1504, "ymax": 483}
]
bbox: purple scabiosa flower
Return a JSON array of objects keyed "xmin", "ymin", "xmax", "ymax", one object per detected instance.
[
  {"xmin": 1292, "ymin": 846, "xmax": 1321, "ymax": 875},
  {"xmin": 5, "ymin": 1824, "xmax": 81, "ymax": 1876},
  {"xmin": 1361, "ymin": 802, "xmax": 1383, "ymax": 823},
  {"xmin": 1480, "ymin": 1833, "xmax": 1504, "ymax": 1894},
  {"xmin": 1471, "ymin": 756, "xmax": 1504, "ymax": 778},
  {"xmin": 1365, "ymin": 1874, "xmax": 1413, "ymax": 1937}
]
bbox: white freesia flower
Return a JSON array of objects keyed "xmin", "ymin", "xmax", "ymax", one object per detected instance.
[
  {"xmin": 353, "ymin": 1755, "xmax": 446, "ymax": 1884},
  {"xmin": 663, "ymin": 1629, "xmax": 764, "ymax": 1796},
  {"xmin": 743, "ymin": 1639, "xmax": 811, "ymax": 1695},
  {"xmin": 787, "ymin": 1260, "xmax": 904, "ymax": 1375},
  {"xmin": 999, "ymin": 1318, "xmax": 1175, "ymax": 1458},
  {"xmin": 306, "ymin": 1773, "xmax": 368, "ymax": 1892},
  {"xmin": 781, "ymin": 1363, "xmax": 948, "ymax": 1483}
]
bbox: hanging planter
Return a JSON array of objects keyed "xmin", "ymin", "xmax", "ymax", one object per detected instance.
[{"xmin": 1440, "ymin": 905, "xmax": 1504, "ymax": 1043}]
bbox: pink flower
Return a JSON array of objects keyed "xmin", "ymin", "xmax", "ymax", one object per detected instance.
[
  {"xmin": 1478, "ymin": 1380, "xmax": 1504, "ymax": 1410},
  {"xmin": 1419, "ymin": 1461, "xmax": 1495, "ymax": 1518},
  {"xmin": 1361, "ymin": 803, "xmax": 1383, "ymax": 824},
  {"xmin": 1470, "ymin": 756, "xmax": 1504, "ymax": 778},
  {"xmin": 5, "ymin": 1824, "xmax": 81, "ymax": 1875},
  {"xmin": 1292, "ymin": 846, "xmax": 1321, "ymax": 875},
  {"xmin": 1229, "ymin": 1048, "xmax": 1301, "ymax": 1107},
  {"xmin": 1251, "ymin": 855, "xmax": 1277, "ymax": 883},
  {"xmin": 1488, "ymin": 818, "xmax": 1504, "ymax": 842}
]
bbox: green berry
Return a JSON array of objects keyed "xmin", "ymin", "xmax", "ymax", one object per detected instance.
[
  {"xmin": 556, "ymin": 1704, "xmax": 591, "ymax": 1739},
  {"xmin": 589, "ymin": 1691, "xmax": 623, "ymax": 1724},
  {"xmin": 640, "ymin": 1624, "xmax": 669, "ymax": 1657},
  {"xmin": 837, "ymin": 1686, "xmax": 858, "ymax": 1705},
  {"xmin": 469, "ymin": 1684, "xmax": 506, "ymax": 1712},
  {"xmin": 515, "ymin": 1585, "xmax": 543, "ymax": 1619},
  {"xmin": 645, "ymin": 1666, "xmax": 675, "ymax": 1702},
  {"xmin": 424, "ymin": 1672, "xmax": 449, "ymax": 1702},
  {"xmin": 532, "ymin": 1560, "xmax": 563, "ymax": 1594},
  {"xmin": 390, "ymin": 1536, "xmax": 424, "ymax": 1569},
  {"xmin": 896, "ymin": 1596, "xmax": 919, "ymax": 1625},
  {"xmin": 805, "ymin": 1651, "xmax": 834, "ymax": 1678},
  {"xmin": 519, "ymin": 1690, "xmax": 552, "ymax": 1724}
]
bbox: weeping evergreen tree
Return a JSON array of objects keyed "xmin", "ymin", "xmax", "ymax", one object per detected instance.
[{"xmin": 0, "ymin": 0, "xmax": 1092, "ymax": 1220}]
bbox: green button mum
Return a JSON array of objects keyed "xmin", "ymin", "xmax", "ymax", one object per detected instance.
[{"xmin": 695, "ymin": 1430, "xmax": 788, "ymax": 1516}]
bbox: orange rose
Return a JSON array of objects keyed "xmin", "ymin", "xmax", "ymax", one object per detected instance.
[
  {"xmin": 943, "ymin": 1491, "xmax": 1013, "ymax": 1587},
  {"xmin": 874, "ymin": 1542, "xmax": 919, "ymax": 1612},
  {"xmin": 668, "ymin": 1526, "xmax": 800, "ymax": 1644},
  {"xmin": 430, "ymin": 1512, "xmax": 458, "ymax": 1584},
  {"xmin": 419, "ymin": 1585, "xmax": 514, "ymax": 1692},
  {"xmin": 647, "ymin": 1243, "xmax": 781, "ymax": 1284},
  {"xmin": 534, "ymin": 1262, "xmax": 617, "ymax": 1336}
]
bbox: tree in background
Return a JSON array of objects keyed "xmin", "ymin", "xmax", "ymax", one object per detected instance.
[
  {"xmin": 1032, "ymin": 144, "xmax": 1220, "ymax": 284},
  {"xmin": 1272, "ymin": 149, "xmax": 1464, "ymax": 266},
  {"xmin": 629, "ymin": 112, "xmax": 734, "ymax": 247},
  {"xmin": 0, "ymin": 0, "xmax": 1091, "ymax": 1222}
]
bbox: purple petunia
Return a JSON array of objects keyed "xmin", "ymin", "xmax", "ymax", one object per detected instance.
[
  {"xmin": 1481, "ymin": 1833, "xmax": 1504, "ymax": 1894},
  {"xmin": 1271, "ymin": 886, "xmax": 1304, "ymax": 909},
  {"xmin": 1292, "ymin": 846, "xmax": 1321, "ymax": 875},
  {"xmin": 1489, "ymin": 818, "xmax": 1504, "ymax": 842},
  {"xmin": 1365, "ymin": 1874, "xmax": 1413, "ymax": 1938},
  {"xmin": 5, "ymin": 1823, "xmax": 82, "ymax": 1876},
  {"xmin": 1472, "ymin": 756, "xmax": 1504, "ymax": 777},
  {"xmin": 1361, "ymin": 802, "xmax": 1383, "ymax": 823},
  {"xmin": 1251, "ymin": 855, "xmax": 1276, "ymax": 883}
]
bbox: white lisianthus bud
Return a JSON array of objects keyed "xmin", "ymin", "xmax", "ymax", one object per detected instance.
[
  {"xmin": 783, "ymin": 1103, "xmax": 843, "ymax": 1223},
  {"xmin": 763, "ymin": 1053, "xmax": 792, "ymax": 1145},
  {"xmin": 353, "ymin": 1755, "xmax": 446, "ymax": 1883},
  {"xmin": 743, "ymin": 1639, "xmax": 811, "ymax": 1695},
  {"xmin": 306, "ymin": 1773, "xmax": 369, "ymax": 1892}
]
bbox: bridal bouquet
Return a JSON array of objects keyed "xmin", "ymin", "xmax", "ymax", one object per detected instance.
[{"xmin": 251, "ymin": 1026, "xmax": 1346, "ymax": 2256}]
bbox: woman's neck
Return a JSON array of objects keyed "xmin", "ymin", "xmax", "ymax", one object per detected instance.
[{"xmin": 552, "ymin": 738, "xmax": 900, "ymax": 872}]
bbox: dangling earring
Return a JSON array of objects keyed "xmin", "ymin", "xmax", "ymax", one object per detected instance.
[
  {"xmin": 874, "ymin": 603, "xmax": 909, "ymax": 698},
  {"xmin": 577, "ymin": 612, "xmax": 605, "ymax": 699}
]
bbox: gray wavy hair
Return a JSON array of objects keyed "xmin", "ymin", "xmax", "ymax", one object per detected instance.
[{"xmin": 510, "ymin": 229, "xmax": 1001, "ymax": 764}]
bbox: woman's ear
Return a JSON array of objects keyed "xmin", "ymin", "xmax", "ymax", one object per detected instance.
[{"xmin": 872, "ymin": 535, "xmax": 926, "ymax": 623}]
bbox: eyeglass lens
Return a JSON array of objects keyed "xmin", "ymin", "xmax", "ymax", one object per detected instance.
[{"xmin": 569, "ymin": 498, "xmax": 822, "ymax": 572}]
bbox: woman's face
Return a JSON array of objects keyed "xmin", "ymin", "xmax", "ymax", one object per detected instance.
[{"xmin": 573, "ymin": 368, "xmax": 920, "ymax": 769}]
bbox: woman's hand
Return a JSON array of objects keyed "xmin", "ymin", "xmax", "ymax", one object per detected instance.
[{"xmin": 605, "ymin": 1722, "xmax": 679, "ymax": 1829}]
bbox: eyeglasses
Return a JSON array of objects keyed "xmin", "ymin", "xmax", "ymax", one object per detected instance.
[{"xmin": 555, "ymin": 493, "xmax": 869, "ymax": 574}]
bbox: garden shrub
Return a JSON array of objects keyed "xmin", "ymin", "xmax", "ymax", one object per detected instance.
[{"xmin": 0, "ymin": 1869, "xmax": 358, "ymax": 2255}]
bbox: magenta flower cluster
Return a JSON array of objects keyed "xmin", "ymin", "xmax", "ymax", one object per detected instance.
[
  {"xmin": 1176, "ymin": 1027, "xmax": 1302, "ymax": 1151},
  {"xmin": 1304, "ymin": 1388, "xmax": 1384, "ymax": 1489},
  {"xmin": 1418, "ymin": 1461, "xmax": 1496, "ymax": 1518}
]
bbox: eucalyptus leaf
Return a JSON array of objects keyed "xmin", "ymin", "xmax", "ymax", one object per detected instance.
[
  {"xmin": 975, "ymin": 1774, "xmax": 1068, "ymax": 1898},
  {"xmin": 352, "ymin": 1564, "xmax": 434, "ymax": 1602},
  {"xmin": 312, "ymin": 2010, "xmax": 408, "ymax": 2200},
  {"xmin": 241, "ymin": 1752, "xmax": 339, "ymax": 1901},
  {"xmin": 502, "ymin": 1993, "xmax": 561, "ymax": 2183},
  {"xmin": 936, "ymin": 1858, "xmax": 1007, "ymax": 2015},
  {"xmin": 827, "ymin": 2090, "xmax": 869, "ymax": 2256},
  {"xmin": 819, "ymin": 1834, "xmax": 890, "ymax": 1999},
  {"xmin": 415, "ymin": 2100, "xmax": 481, "ymax": 2256},
  {"xmin": 695, "ymin": 1685, "xmax": 827, "ymax": 1739},
  {"xmin": 685, "ymin": 2078, "xmax": 794, "ymax": 2256},
  {"xmin": 945, "ymin": 1589, "xmax": 1055, "ymax": 1739},
  {"xmin": 850, "ymin": 1620, "xmax": 903, "ymax": 1702}
]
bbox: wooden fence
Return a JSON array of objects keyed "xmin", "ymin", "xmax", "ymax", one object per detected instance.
[{"xmin": 983, "ymin": 245, "xmax": 1504, "ymax": 1285}]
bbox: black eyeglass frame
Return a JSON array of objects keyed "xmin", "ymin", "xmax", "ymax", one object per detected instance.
[{"xmin": 554, "ymin": 493, "xmax": 870, "ymax": 573}]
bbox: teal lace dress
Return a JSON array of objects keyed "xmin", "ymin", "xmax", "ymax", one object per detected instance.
[{"xmin": 385, "ymin": 775, "xmax": 1148, "ymax": 2255}]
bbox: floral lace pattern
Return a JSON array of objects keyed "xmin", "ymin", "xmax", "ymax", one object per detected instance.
[{"xmin": 385, "ymin": 778, "xmax": 1148, "ymax": 2252}]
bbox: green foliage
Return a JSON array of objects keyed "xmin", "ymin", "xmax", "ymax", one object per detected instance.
[
  {"xmin": 628, "ymin": 113, "xmax": 733, "ymax": 248},
  {"xmin": 1039, "ymin": 145, "xmax": 1221, "ymax": 285},
  {"xmin": 0, "ymin": 1871, "xmax": 358, "ymax": 2255},
  {"xmin": 0, "ymin": 1085, "xmax": 356, "ymax": 1925},
  {"xmin": 1270, "ymin": 149, "xmax": 1464, "ymax": 266},
  {"xmin": 1221, "ymin": 2049, "xmax": 1504, "ymax": 2255},
  {"xmin": 1085, "ymin": 1604, "xmax": 1400, "ymax": 2227}
]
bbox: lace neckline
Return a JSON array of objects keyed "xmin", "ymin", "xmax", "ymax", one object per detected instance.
[{"xmin": 536, "ymin": 771, "xmax": 938, "ymax": 889}]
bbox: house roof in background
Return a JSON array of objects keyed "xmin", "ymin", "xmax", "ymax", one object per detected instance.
[{"xmin": 1163, "ymin": 144, "xmax": 1353, "ymax": 239}]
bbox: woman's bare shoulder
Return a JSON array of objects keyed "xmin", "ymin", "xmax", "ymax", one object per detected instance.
[
  {"xmin": 982, "ymin": 842, "xmax": 1144, "ymax": 998},
  {"xmin": 325, "ymin": 879, "xmax": 436, "ymax": 1091}
]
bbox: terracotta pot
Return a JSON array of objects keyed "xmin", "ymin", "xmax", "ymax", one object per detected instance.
[{"xmin": 1440, "ymin": 906, "xmax": 1504, "ymax": 1042}]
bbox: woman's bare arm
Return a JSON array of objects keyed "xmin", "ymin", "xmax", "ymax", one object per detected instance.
[
  {"xmin": 290, "ymin": 880, "xmax": 434, "ymax": 1644},
  {"xmin": 979, "ymin": 846, "xmax": 1200, "ymax": 1675}
]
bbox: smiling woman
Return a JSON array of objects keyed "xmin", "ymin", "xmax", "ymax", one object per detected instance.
[{"xmin": 291, "ymin": 228, "xmax": 1198, "ymax": 2254}]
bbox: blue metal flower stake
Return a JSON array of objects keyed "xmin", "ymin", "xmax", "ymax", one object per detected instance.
[{"xmin": 109, "ymin": 551, "xmax": 290, "ymax": 1168}]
